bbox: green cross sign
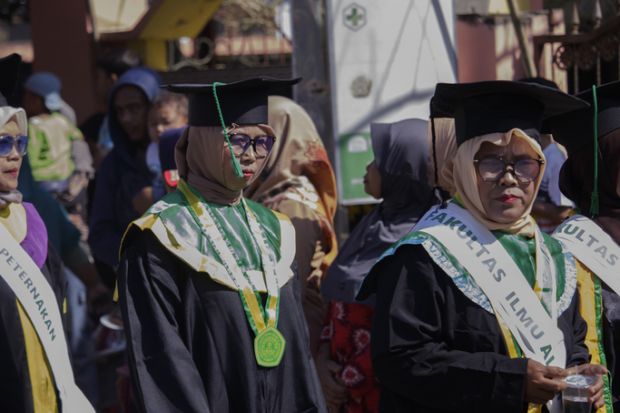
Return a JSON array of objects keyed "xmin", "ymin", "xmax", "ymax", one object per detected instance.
[
  {"xmin": 347, "ymin": 7, "xmax": 362, "ymax": 26},
  {"xmin": 343, "ymin": 3, "xmax": 366, "ymax": 31}
]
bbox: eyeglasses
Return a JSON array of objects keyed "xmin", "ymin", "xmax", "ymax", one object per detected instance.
[
  {"xmin": 228, "ymin": 133, "xmax": 275, "ymax": 158},
  {"xmin": 0, "ymin": 135, "xmax": 28, "ymax": 157},
  {"xmin": 474, "ymin": 156, "xmax": 544, "ymax": 183}
]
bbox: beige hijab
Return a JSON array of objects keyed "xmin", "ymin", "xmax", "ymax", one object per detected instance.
[
  {"xmin": 429, "ymin": 117, "xmax": 458, "ymax": 195},
  {"xmin": 175, "ymin": 125, "xmax": 274, "ymax": 205},
  {"xmin": 245, "ymin": 95, "xmax": 339, "ymax": 271},
  {"xmin": 449, "ymin": 128, "xmax": 545, "ymax": 237},
  {"xmin": 245, "ymin": 96, "xmax": 338, "ymax": 223}
]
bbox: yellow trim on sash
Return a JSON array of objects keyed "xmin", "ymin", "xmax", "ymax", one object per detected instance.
[
  {"xmin": 497, "ymin": 317, "xmax": 543, "ymax": 413},
  {"xmin": 16, "ymin": 301, "xmax": 58, "ymax": 413},
  {"xmin": 498, "ymin": 262, "xmax": 610, "ymax": 413},
  {"xmin": 0, "ymin": 203, "xmax": 28, "ymax": 243},
  {"xmin": 575, "ymin": 261, "xmax": 609, "ymax": 413}
]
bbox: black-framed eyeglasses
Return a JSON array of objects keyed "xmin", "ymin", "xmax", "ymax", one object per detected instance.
[
  {"xmin": 228, "ymin": 133, "xmax": 275, "ymax": 158},
  {"xmin": 0, "ymin": 135, "xmax": 28, "ymax": 157},
  {"xmin": 474, "ymin": 156, "xmax": 545, "ymax": 183}
]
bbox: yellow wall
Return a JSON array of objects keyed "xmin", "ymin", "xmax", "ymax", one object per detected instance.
[
  {"xmin": 140, "ymin": 0, "xmax": 222, "ymax": 69},
  {"xmin": 140, "ymin": 0, "xmax": 222, "ymax": 40},
  {"xmin": 95, "ymin": 0, "xmax": 223, "ymax": 70}
]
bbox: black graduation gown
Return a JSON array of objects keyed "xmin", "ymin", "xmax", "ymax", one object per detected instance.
[
  {"xmin": 601, "ymin": 287, "xmax": 620, "ymax": 410},
  {"xmin": 357, "ymin": 244, "xmax": 590, "ymax": 413},
  {"xmin": 118, "ymin": 229, "xmax": 327, "ymax": 413},
  {"xmin": 0, "ymin": 245, "xmax": 66, "ymax": 413}
]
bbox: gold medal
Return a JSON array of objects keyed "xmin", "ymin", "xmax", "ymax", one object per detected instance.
[{"xmin": 254, "ymin": 327, "xmax": 286, "ymax": 367}]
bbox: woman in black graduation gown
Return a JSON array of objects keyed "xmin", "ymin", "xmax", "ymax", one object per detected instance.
[
  {"xmin": 551, "ymin": 81, "xmax": 620, "ymax": 411},
  {"xmin": 358, "ymin": 81, "xmax": 607, "ymax": 413},
  {"xmin": 0, "ymin": 104, "xmax": 68, "ymax": 412},
  {"xmin": 0, "ymin": 54, "xmax": 92, "ymax": 413},
  {"xmin": 117, "ymin": 78, "xmax": 327, "ymax": 413}
]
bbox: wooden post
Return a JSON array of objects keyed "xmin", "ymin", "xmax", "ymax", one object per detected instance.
[
  {"xmin": 290, "ymin": 0, "xmax": 334, "ymax": 163},
  {"xmin": 29, "ymin": 0, "xmax": 99, "ymax": 124}
]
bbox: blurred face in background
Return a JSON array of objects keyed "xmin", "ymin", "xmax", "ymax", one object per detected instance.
[
  {"xmin": 113, "ymin": 85, "xmax": 149, "ymax": 143},
  {"xmin": 148, "ymin": 102, "xmax": 188, "ymax": 143}
]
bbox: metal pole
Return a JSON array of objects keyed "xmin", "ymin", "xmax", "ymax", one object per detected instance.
[
  {"xmin": 574, "ymin": 63, "xmax": 580, "ymax": 93},
  {"xmin": 507, "ymin": 0, "xmax": 534, "ymax": 77}
]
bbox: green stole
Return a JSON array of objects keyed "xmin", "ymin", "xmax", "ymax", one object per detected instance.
[{"xmin": 121, "ymin": 181, "xmax": 295, "ymax": 293}]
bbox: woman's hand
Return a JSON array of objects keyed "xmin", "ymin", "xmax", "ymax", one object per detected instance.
[
  {"xmin": 315, "ymin": 343, "xmax": 347, "ymax": 413},
  {"xmin": 524, "ymin": 359, "xmax": 567, "ymax": 404},
  {"xmin": 567, "ymin": 364, "xmax": 608, "ymax": 409}
]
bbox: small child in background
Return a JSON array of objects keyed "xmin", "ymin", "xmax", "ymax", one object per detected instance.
[{"xmin": 145, "ymin": 91, "xmax": 188, "ymax": 199}]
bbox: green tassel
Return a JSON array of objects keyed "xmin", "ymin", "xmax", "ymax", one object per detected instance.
[
  {"xmin": 212, "ymin": 82, "xmax": 243, "ymax": 178},
  {"xmin": 589, "ymin": 85, "xmax": 600, "ymax": 218}
]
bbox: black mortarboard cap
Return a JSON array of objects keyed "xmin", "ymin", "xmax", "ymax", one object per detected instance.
[
  {"xmin": 518, "ymin": 77, "xmax": 560, "ymax": 90},
  {"xmin": 548, "ymin": 81, "xmax": 620, "ymax": 154},
  {"xmin": 576, "ymin": 81, "xmax": 620, "ymax": 139},
  {"xmin": 518, "ymin": 77, "xmax": 560, "ymax": 133},
  {"xmin": 430, "ymin": 80, "xmax": 589, "ymax": 146},
  {"xmin": 165, "ymin": 77, "xmax": 300, "ymax": 127},
  {"xmin": 0, "ymin": 54, "xmax": 22, "ymax": 106}
]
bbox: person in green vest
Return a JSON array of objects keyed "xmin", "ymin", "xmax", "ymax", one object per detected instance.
[
  {"xmin": 22, "ymin": 72, "xmax": 93, "ymax": 227},
  {"xmin": 358, "ymin": 81, "xmax": 607, "ymax": 413},
  {"xmin": 117, "ymin": 78, "xmax": 327, "ymax": 412}
]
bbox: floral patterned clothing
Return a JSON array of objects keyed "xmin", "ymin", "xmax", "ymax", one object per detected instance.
[{"xmin": 321, "ymin": 301, "xmax": 380, "ymax": 413}]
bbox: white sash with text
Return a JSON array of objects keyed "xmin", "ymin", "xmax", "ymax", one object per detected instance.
[
  {"xmin": 414, "ymin": 203, "xmax": 566, "ymax": 368},
  {"xmin": 0, "ymin": 224, "xmax": 94, "ymax": 413},
  {"xmin": 553, "ymin": 214, "xmax": 620, "ymax": 295}
]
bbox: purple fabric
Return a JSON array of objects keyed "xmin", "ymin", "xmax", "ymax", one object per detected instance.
[{"xmin": 20, "ymin": 202, "xmax": 48, "ymax": 268}]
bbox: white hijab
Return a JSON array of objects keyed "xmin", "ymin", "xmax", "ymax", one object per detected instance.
[{"xmin": 0, "ymin": 106, "xmax": 28, "ymax": 135}]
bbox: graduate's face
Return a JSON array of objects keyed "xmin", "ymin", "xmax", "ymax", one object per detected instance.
[
  {"xmin": 363, "ymin": 160, "xmax": 382, "ymax": 199},
  {"xmin": 475, "ymin": 138, "xmax": 540, "ymax": 224},
  {"xmin": 0, "ymin": 119, "xmax": 23, "ymax": 192},
  {"xmin": 221, "ymin": 124, "xmax": 274, "ymax": 190}
]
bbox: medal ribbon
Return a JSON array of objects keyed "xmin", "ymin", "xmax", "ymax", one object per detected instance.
[
  {"xmin": 178, "ymin": 180, "xmax": 280, "ymax": 336},
  {"xmin": 533, "ymin": 220, "xmax": 557, "ymax": 320}
]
